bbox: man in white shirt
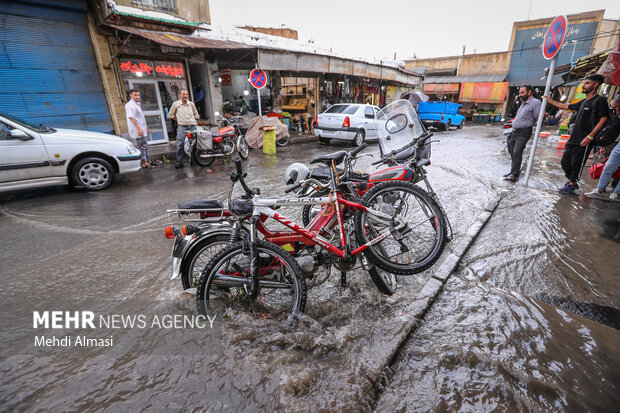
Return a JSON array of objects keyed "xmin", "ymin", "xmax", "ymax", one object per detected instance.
[
  {"xmin": 169, "ymin": 89, "xmax": 200, "ymax": 168},
  {"xmin": 125, "ymin": 89, "xmax": 155, "ymax": 168}
]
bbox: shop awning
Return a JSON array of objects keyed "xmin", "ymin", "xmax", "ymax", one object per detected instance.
[
  {"xmin": 108, "ymin": 25, "xmax": 251, "ymax": 49},
  {"xmin": 423, "ymin": 83, "xmax": 460, "ymax": 94},
  {"xmin": 423, "ymin": 73, "xmax": 507, "ymax": 84},
  {"xmin": 459, "ymin": 82, "xmax": 509, "ymax": 103},
  {"xmin": 561, "ymin": 49, "xmax": 612, "ymax": 83}
]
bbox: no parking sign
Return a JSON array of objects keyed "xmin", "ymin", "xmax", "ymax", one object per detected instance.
[
  {"xmin": 249, "ymin": 69, "xmax": 267, "ymax": 89},
  {"xmin": 542, "ymin": 15, "xmax": 568, "ymax": 60}
]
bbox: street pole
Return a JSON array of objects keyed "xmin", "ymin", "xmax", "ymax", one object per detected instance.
[
  {"xmin": 257, "ymin": 87, "xmax": 262, "ymax": 117},
  {"xmin": 523, "ymin": 56, "xmax": 557, "ymax": 186}
]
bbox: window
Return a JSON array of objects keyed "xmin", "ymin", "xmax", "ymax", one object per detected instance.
[
  {"xmin": 0, "ymin": 122, "xmax": 13, "ymax": 140},
  {"xmin": 130, "ymin": 0, "xmax": 177, "ymax": 13},
  {"xmin": 364, "ymin": 107, "xmax": 375, "ymax": 118},
  {"xmin": 325, "ymin": 105, "xmax": 348, "ymax": 114}
]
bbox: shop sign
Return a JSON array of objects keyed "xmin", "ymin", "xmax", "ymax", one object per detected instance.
[
  {"xmin": 120, "ymin": 60, "xmax": 153, "ymax": 76},
  {"xmin": 154, "ymin": 62, "xmax": 184, "ymax": 78},
  {"xmin": 219, "ymin": 69, "xmax": 232, "ymax": 86}
]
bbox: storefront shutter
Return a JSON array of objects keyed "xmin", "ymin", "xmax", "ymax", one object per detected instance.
[{"xmin": 0, "ymin": 0, "xmax": 114, "ymax": 133}]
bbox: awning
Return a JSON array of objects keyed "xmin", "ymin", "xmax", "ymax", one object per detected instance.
[
  {"xmin": 423, "ymin": 83, "xmax": 460, "ymax": 94},
  {"xmin": 459, "ymin": 82, "xmax": 508, "ymax": 103},
  {"xmin": 108, "ymin": 25, "xmax": 250, "ymax": 49},
  {"xmin": 423, "ymin": 73, "xmax": 507, "ymax": 84},
  {"xmin": 562, "ymin": 49, "xmax": 612, "ymax": 83}
]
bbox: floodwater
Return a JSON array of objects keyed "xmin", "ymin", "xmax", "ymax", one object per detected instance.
[{"xmin": 1, "ymin": 125, "xmax": 618, "ymax": 411}]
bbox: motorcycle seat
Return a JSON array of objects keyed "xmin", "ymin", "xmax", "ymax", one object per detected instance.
[
  {"xmin": 310, "ymin": 151, "xmax": 346, "ymax": 166},
  {"xmin": 178, "ymin": 199, "xmax": 223, "ymax": 209}
]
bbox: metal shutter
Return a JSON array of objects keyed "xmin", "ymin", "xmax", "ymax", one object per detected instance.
[{"xmin": 0, "ymin": 0, "xmax": 114, "ymax": 133}]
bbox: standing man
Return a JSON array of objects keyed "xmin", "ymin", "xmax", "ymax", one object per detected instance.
[
  {"xmin": 504, "ymin": 85, "xmax": 541, "ymax": 182},
  {"xmin": 125, "ymin": 89, "xmax": 155, "ymax": 168},
  {"xmin": 169, "ymin": 89, "xmax": 200, "ymax": 169},
  {"xmin": 585, "ymin": 95, "xmax": 620, "ymax": 199},
  {"xmin": 545, "ymin": 73, "xmax": 608, "ymax": 194}
]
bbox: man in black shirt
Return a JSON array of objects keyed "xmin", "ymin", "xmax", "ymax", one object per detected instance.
[{"xmin": 545, "ymin": 74, "xmax": 608, "ymax": 194}]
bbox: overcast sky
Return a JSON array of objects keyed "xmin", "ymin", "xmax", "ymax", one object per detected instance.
[{"xmin": 210, "ymin": 0, "xmax": 619, "ymax": 61}]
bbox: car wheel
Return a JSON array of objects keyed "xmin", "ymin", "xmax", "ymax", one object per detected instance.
[
  {"xmin": 352, "ymin": 130, "xmax": 365, "ymax": 147},
  {"xmin": 71, "ymin": 157, "xmax": 114, "ymax": 191},
  {"xmin": 319, "ymin": 137, "xmax": 330, "ymax": 144},
  {"xmin": 444, "ymin": 120, "xmax": 451, "ymax": 131},
  {"xmin": 457, "ymin": 121, "xmax": 463, "ymax": 129}
]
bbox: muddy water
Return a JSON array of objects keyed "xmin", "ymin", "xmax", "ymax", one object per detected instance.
[{"xmin": 1, "ymin": 126, "xmax": 618, "ymax": 411}]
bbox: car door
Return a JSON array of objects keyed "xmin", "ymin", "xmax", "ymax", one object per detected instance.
[
  {"xmin": 0, "ymin": 120, "xmax": 52, "ymax": 184},
  {"xmin": 363, "ymin": 106, "xmax": 377, "ymax": 139}
]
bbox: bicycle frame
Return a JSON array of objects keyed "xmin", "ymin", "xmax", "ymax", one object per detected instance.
[{"xmin": 249, "ymin": 191, "xmax": 400, "ymax": 260}]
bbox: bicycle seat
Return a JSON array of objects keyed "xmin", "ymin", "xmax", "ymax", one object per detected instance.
[
  {"xmin": 310, "ymin": 165, "xmax": 344, "ymax": 180},
  {"xmin": 310, "ymin": 151, "xmax": 347, "ymax": 166},
  {"xmin": 178, "ymin": 199, "xmax": 223, "ymax": 209}
]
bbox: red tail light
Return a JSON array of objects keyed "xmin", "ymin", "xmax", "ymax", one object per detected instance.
[
  {"xmin": 186, "ymin": 132, "xmax": 193, "ymax": 138},
  {"xmin": 314, "ymin": 116, "xmax": 318, "ymax": 125},
  {"xmin": 504, "ymin": 124, "xmax": 511, "ymax": 129},
  {"xmin": 441, "ymin": 115, "xmax": 445, "ymax": 120},
  {"xmin": 342, "ymin": 116, "xmax": 350, "ymax": 128},
  {"xmin": 165, "ymin": 226, "xmax": 175, "ymax": 239}
]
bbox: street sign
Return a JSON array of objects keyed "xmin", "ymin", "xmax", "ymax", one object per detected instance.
[
  {"xmin": 542, "ymin": 15, "xmax": 568, "ymax": 60},
  {"xmin": 249, "ymin": 69, "xmax": 267, "ymax": 89}
]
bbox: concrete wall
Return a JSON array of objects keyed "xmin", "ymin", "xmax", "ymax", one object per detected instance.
[
  {"xmin": 458, "ymin": 52, "xmax": 511, "ymax": 76},
  {"xmin": 114, "ymin": 0, "xmax": 211, "ymax": 24},
  {"xmin": 405, "ymin": 56, "xmax": 460, "ymax": 71},
  {"xmin": 239, "ymin": 27, "xmax": 298, "ymax": 40},
  {"xmin": 593, "ymin": 19, "xmax": 620, "ymax": 52},
  {"xmin": 87, "ymin": 10, "xmax": 128, "ymax": 135}
]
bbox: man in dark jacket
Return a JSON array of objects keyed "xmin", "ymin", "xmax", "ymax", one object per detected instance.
[{"xmin": 544, "ymin": 74, "xmax": 608, "ymax": 194}]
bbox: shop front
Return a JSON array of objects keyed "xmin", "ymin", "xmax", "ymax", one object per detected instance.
[
  {"xmin": 423, "ymin": 83, "xmax": 460, "ymax": 102},
  {"xmin": 119, "ymin": 58, "xmax": 189, "ymax": 144}
]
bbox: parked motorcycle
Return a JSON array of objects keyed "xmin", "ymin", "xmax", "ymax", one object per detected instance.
[
  {"xmin": 166, "ymin": 100, "xmax": 452, "ymax": 293},
  {"xmin": 185, "ymin": 113, "xmax": 249, "ymax": 167}
]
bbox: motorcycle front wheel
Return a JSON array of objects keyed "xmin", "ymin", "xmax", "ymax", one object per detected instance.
[
  {"xmin": 276, "ymin": 136, "xmax": 290, "ymax": 147},
  {"xmin": 191, "ymin": 146, "xmax": 215, "ymax": 166},
  {"xmin": 237, "ymin": 136, "xmax": 250, "ymax": 159}
]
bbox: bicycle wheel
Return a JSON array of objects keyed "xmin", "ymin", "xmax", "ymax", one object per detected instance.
[
  {"xmin": 196, "ymin": 240, "xmax": 306, "ymax": 322},
  {"xmin": 368, "ymin": 265, "xmax": 397, "ymax": 295},
  {"xmin": 181, "ymin": 233, "xmax": 233, "ymax": 290},
  {"xmin": 354, "ymin": 182, "xmax": 446, "ymax": 275}
]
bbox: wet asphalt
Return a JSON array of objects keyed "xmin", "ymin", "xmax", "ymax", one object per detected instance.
[{"xmin": 0, "ymin": 125, "xmax": 618, "ymax": 412}]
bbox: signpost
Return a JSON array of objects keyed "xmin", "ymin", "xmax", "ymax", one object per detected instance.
[
  {"xmin": 249, "ymin": 68, "xmax": 267, "ymax": 116},
  {"xmin": 524, "ymin": 15, "xmax": 568, "ymax": 186}
]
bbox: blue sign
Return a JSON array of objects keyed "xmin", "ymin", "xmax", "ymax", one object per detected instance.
[
  {"xmin": 250, "ymin": 69, "xmax": 267, "ymax": 89},
  {"xmin": 543, "ymin": 16, "xmax": 567, "ymax": 60}
]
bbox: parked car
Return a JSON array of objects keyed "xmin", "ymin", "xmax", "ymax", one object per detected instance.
[
  {"xmin": 417, "ymin": 101, "xmax": 465, "ymax": 131},
  {"xmin": 314, "ymin": 103, "xmax": 382, "ymax": 146},
  {"xmin": 0, "ymin": 112, "xmax": 142, "ymax": 193}
]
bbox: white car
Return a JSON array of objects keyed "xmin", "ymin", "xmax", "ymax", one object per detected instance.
[
  {"xmin": 314, "ymin": 103, "xmax": 383, "ymax": 146},
  {"xmin": 0, "ymin": 112, "xmax": 142, "ymax": 193}
]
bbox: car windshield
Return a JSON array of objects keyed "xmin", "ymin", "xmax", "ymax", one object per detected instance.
[
  {"xmin": 376, "ymin": 100, "xmax": 427, "ymax": 155},
  {"xmin": 0, "ymin": 112, "xmax": 55, "ymax": 133},
  {"xmin": 324, "ymin": 104, "xmax": 360, "ymax": 115}
]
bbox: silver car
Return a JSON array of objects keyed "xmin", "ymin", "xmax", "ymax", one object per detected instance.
[{"xmin": 314, "ymin": 103, "xmax": 383, "ymax": 146}]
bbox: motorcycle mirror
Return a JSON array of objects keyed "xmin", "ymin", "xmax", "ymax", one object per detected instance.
[{"xmin": 214, "ymin": 111, "xmax": 220, "ymax": 117}]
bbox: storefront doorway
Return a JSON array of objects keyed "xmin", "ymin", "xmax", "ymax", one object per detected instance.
[{"xmin": 127, "ymin": 79, "xmax": 168, "ymax": 144}]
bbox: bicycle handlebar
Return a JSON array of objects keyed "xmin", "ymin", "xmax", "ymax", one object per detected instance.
[
  {"xmin": 284, "ymin": 182, "xmax": 302, "ymax": 193},
  {"xmin": 349, "ymin": 142, "xmax": 367, "ymax": 158}
]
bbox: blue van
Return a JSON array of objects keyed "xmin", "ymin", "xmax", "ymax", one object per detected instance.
[{"xmin": 417, "ymin": 101, "xmax": 465, "ymax": 131}]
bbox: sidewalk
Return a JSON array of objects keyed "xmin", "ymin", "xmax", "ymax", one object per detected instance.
[{"xmin": 146, "ymin": 131, "xmax": 318, "ymax": 162}]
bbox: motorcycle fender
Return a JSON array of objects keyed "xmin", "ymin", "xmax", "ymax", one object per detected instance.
[
  {"xmin": 170, "ymin": 227, "xmax": 235, "ymax": 281},
  {"xmin": 171, "ymin": 257, "xmax": 182, "ymax": 280},
  {"xmin": 369, "ymin": 166, "xmax": 413, "ymax": 183}
]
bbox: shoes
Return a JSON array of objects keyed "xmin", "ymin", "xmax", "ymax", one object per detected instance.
[
  {"xmin": 503, "ymin": 172, "xmax": 512, "ymax": 177},
  {"xmin": 611, "ymin": 193, "xmax": 618, "ymax": 200},
  {"xmin": 585, "ymin": 189, "xmax": 604, "ymax": 196},
  {"xmin": 558, "ymin": 182, "xmax": 576, "ymax": 194},
  {"xmin": 175, "ymin": 163, "xmax": 184, "ymax": 169},
  {"xmin": 504, "ymin": 174, "xmax": 518, "ymax": 182}
]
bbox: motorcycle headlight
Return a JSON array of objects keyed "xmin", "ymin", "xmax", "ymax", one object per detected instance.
[{"xmin": 127, "ymin": 144, "xmax": 139, "ymax": 154}]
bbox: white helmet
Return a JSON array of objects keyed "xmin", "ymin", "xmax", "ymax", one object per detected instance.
[{"xmin": 284, "ymin": 163, "xmax": 310, "ymax": 185}]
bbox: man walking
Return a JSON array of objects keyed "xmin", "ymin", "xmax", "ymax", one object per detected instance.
[
  {"xmin": 125, "ymin": 89, "xmax": 155, "ymax": 168},
  {"xmin": 169, "ymin": 90, "xmax": 200, "ymax": 169},
  {"xmin": 504, "ymin": 85, "xmax": 541, "ymax": 182},
  {"xmin": 545, "ymin": 74, "xmax": 608, "ymax": 194}
]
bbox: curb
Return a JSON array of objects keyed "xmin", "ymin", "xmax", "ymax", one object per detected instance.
[{"xmin": 367, "ymin": 193, "xmax": 504, "ymax": 410}]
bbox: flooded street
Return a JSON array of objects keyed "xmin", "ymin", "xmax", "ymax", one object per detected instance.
[{"xmin": 1, "ymin": 125, "xmax": 618, "ymax": 411}]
